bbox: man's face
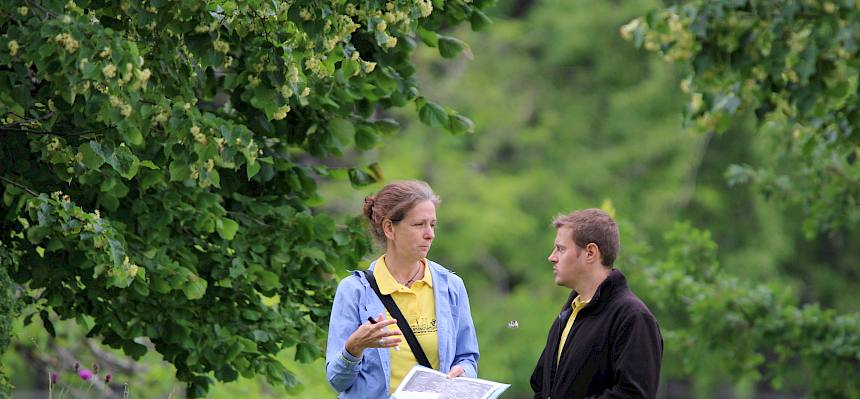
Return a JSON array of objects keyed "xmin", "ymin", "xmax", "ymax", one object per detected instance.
[{"xmin": 548, "ymin": 226, "xmax": 586, "ymax": 288}]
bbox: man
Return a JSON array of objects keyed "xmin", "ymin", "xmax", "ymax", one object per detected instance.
[{"xmin": 531, "ymin": 208, "xmax": 662, "ymax": 398}]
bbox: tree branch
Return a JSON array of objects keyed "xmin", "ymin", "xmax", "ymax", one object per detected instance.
[
  {"xmin": 0, "ymin": 176, "xmax": 39, "ymax": 197},
  {"xmin": 0, "ymin": 124, "xmax": 113, "ymax": 137},
  {"xmin": 24, "ymin": 0, "xmax": 59, "ymax": 19}
]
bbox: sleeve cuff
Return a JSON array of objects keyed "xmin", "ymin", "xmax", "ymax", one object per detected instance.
[{"xmin": 340, "ymin": 349, "xmax": 362, "ymax": 364}]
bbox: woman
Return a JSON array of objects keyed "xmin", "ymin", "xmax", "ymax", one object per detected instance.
[{"xmin": 325, "ymin": 180, "xmax": 479, "ymax": 398}]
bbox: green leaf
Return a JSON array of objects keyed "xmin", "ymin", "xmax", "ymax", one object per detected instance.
[
  {"xmin": 40, "ymin": 311, "xmax": 56, "ymax": 338},
  {"xmin": 151, "ymin": 276, "xmax": 170, "ymax": 294},
  {"xmin": 237, "ymin": 336, "xmax": 258, "ymax": 352},
  {"xmin": 79, "ymin": 141, "xmax": 105, "ymax": 170},
  {"xmin": 208, "ymin": 169, "xmax": 221, "ymax": 188},
  {"xmin": 140, "ymin": 160, "xmax": 160, "ymax": 169},
  {"xmin": 374, "ymin": 119, "xmax": 400, "ymax": 135},
  {"xmin": 419, "ymin": 101, "xmax": 449, "ymax": 129},
  {"xmin": 169, "ymin": 161, "xmax": 191, "ymax": 181},
  {"xmin": 438, "ymin": 35, "xmax": 466, "ymax": 58},
  {"xmin": 348, "ymin": 167, "xmax": 378, "ymax": 188},
  {"xmin": 355, "ymin": 127, "xmax": 379, "ymax": 151},
  {"xmin": 247, "ymin": 160, "xmax": 261, "ymax": 179},
  {"xmin": 417, "ymin": 28, "xmax": 439, "ymax": 47},
  {"xmin": 216, "ymin": 217, "xmax": 239, "ymax": 240},
  {"xmin": 300, "ymin": 246, "xmax": 326, "ymax": 261},
  {"xmin": 347, "ymin": 168, "xmax": 376, "ymax": 188},
  {"xmin": 122, "ymin": 341, "xmax": 148, "ymax": 359},
  {"xmin": 182, "ymin": 274, "xmax": 208, "ymax": 300},
  {"xmin": 120, "ymin": 124, "xmax": 144, "ymax": 146},
  {"xmin": 449, "ymin": 114, "xmax": 475, "ymax": 135},
  {"xmin": 256, "ymin": 270, "xmax": 280, "ymax": 291},
  {"xmin": 470, "ymin": 10, "xmax": 492, "ymax": 31},
  {"xmin": 100, "ymin": 175, "xmax": 117, "ymax": 192},
  {"xmin": 109, "ymin": 145, "xmax": 140, "ymax": 179},
  {"xmin": 329, "ymin": 117, "xmax": 355, "ymax": 149},
  {"xmin": 294, "ymin": 342, "xmax": 319, "ymax": 363}
]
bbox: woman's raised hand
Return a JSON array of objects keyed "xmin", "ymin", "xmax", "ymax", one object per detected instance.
[{"xmin": 344, "ymin": 314, "xmax": 403, "ymax": 357}]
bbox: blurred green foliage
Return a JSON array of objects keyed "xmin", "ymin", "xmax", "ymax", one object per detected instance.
[{"xmin": 318, "ymin": 0, "xmax": 860, "ymax": 397}]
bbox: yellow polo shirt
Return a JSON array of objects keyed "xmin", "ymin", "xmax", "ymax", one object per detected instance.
[
  {"xmin": 557, "ymin": 295, "xmax": 588, "ymax": 364},
  {"xmin": 373, "ymin": 256, "xmax": 439, "ymax": 394}
]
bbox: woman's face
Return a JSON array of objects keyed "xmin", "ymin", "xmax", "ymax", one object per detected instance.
[{"xmin": 386, "ymin": 200, "xmax": 437, "ymax": 260}]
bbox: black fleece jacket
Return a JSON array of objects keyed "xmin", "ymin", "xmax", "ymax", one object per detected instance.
[{"xmin": 530, "ymin": 269, "xmax": 663, "ymax": 399}]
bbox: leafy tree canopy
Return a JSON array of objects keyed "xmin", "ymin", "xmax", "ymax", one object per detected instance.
[
  {"xmin": 0, "ymin": 0, "xmax": 490, "ymax": 396},
  {"xmin": 623, "ymin": 0, "xmax": 860, "ymax": 236}
]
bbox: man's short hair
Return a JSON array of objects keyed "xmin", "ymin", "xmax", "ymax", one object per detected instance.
[{"xmin": 553, "ymin": 208, "xmax": 620, "ymax": 267}]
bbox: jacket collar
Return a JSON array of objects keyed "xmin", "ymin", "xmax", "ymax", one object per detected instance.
[{"xmin": 560, "ymin": 268, "xmax": 627, "ymax": 318}]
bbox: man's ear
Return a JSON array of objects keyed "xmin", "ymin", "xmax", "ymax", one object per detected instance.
[
  {"xmin": 382, "ymin": 219, "xmax": 395, "ymax": 241},
  {"xmin": 585, "ymin": 242, "xmax": 600, "ymax": 263}
]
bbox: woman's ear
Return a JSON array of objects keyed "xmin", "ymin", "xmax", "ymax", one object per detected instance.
[{"xmin": 382, "ymin": 219, "xmax": 395, "ymax": 241}]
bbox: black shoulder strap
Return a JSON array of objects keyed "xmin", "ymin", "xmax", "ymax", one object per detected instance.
[{"xmin": 363, "ymin": 270, "xmax": 432, "ymax": 368}]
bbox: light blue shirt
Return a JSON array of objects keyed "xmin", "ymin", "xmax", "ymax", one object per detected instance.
[{"xmin": 325, "ymin": 259, "xmax": 480, "ymax": 398}]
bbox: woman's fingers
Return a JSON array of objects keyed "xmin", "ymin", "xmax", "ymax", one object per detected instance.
[
  {"xmin": 446, "ymin": 365, "xmax": 465, "ymax": 379},
  {"xmin": 372, "ymin": 318, "xmax": 398, "ymax": 328},
  {"xmin": 381, "ymin": 328, "xmax": 403, "ymax": 337},
  {"xmin": 378, "ymin": 336, "xmax": 402, "ymax": 347}
]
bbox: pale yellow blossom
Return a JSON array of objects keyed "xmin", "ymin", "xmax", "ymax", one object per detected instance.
[
  {"xmin": 7, "ymin": 40, "xmax": 19, "ymax": 56},
  {"xmin": 102, "ymin": 63, "xmax": 117, "ymax": 78},
  {"xmin": 272, "ymin": 105, "xmax": 291, "ymax": 120},
  {"xmin": 137, "ymin": 68, "xmax": 151, "ymax": 84},
  {"xmin": 417, "ymin": 0, "xmax": 433, "ymax": 17},
  {"xmin": 54, "ymin": 33, "xmax": 80, "ymax": 53},
  {"xmin": 280, "ymin": 85, "xmax": 293, "ymax": 98},
  {"xmin": 363, "ymin": 60, "xmax": 376, "ymax": 73},
  {"xmin": 213, "ymin": 39, "xmax": 230, "ymax": 53}
]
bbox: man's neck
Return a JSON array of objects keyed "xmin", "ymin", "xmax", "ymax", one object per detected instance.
[{"xmin": 572, "ymin": 267, "xmax": 611, "ymax": 303}]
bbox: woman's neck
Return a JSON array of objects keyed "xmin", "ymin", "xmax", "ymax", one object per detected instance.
[{"xmin": 383, "ymin": 250, "xmax": 422, "ymax": 283}]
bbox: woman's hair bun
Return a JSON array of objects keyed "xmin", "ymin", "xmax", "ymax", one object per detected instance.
[{"xmin": 362, "ymin": 196, "xmax": 375, "ymax": 219}]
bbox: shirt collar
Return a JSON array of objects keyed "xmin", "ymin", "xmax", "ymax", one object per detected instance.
[{"xmin": 372, "ymin": 255, "xmax": 432, "ymax": 295}]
